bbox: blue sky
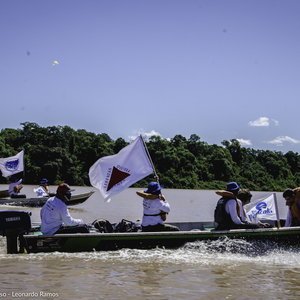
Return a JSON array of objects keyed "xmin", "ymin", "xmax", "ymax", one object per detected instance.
[{"xmin": 1, "ymin": 0, "xmax": 300, "ymax": 154}]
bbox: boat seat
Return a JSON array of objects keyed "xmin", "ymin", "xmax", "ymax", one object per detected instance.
[{"xmin": 203, "ymin": 226, "xmax": 215, "ymax": 231}]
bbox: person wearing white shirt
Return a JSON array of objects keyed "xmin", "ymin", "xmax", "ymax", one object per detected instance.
[
  {"xmin": 34, "ymin": 178, "xmax": 55, "ymax": 197},
  {"xmin": 136, "ymin": 181, "xmax": 179, "ymax": 232},
  {"xmin": 9, "ymin": 176, "xmax": 26, "ymax": 198},
  {"xmin": 214, "ymin": 182, "xmax": 260, "ymax": 230},
  {"xmin": 40, "ymin": 183, "xmax": 88, "ymax": 235}
]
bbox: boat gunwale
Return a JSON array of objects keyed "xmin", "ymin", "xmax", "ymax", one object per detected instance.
[
  {"xmin": 0, "ymin": 190, "xmax": 95, "ymax": 206},
  {"xmin": 0, "ymin": 190, "xmax": 95, "ymax": 201},
  {"xmin": 23, "ymin": 225, "xmax": 300, "ymax": 240}
]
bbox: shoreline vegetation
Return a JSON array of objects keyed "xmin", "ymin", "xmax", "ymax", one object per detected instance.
[{"xmin": 1, "ymin": 122, "xmax": 299, "ymax": 192}]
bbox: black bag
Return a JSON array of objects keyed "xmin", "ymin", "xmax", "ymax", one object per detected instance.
[
  {"xmin": 114, "ymin": 219, "xmax": 138, "ymax": 233},
  {"xmin": 92, "ymin": 218, "xmax": 114, "ymax": 233}
]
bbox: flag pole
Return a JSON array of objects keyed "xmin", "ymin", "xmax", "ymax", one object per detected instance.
[
  {"xmin": 140, "ymin": 135, "xmax": 159, "ymax": 183},
  {"xmin": 273, "ymin": 192, "xmax": 281, "ymax": 228},
  {"xmin": 23, "ymin": 150, "xmax": 25, "ymax": 182}
]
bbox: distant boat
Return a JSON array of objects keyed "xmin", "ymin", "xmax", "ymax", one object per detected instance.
[
  {"xmin": 0, "ymin": 190, "xmax": 9, "ymax": 198},
  {"xmin": 0, "ymin": 190, "xmax": 95, "ymax": 207}
]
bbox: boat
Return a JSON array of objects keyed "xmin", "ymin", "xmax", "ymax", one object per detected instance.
[
  {"xmin": 1, "ymin": 210, "xmax": 299, "ymax": 254},
  {"xmin": 0, "ymin": 190, "xmax": 95, "ymax": 207},
  {"xmin": 0, "ymin": 190, "xmax": 9, "ymax": 198}
]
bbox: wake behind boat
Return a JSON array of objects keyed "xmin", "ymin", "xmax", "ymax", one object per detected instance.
[{"xmin": 0, "ymin": 190, "xmax": 95, "ymax": 207}]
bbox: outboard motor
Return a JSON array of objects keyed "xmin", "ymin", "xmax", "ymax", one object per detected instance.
[{"xmin": 0, "ymin": 211, "xmax": 31, "ymax": 254}]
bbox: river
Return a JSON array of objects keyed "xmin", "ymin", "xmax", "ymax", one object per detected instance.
[{"xmin": 0, "ymin": 184, "xmax": 299, "ymax": 300}]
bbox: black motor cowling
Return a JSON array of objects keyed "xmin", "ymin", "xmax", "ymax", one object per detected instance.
[
  {"xmin": 0, "ymin": 210, "xmax": 31, "ymax": 236},
  {"xmin": 0, "ymin": 211, "xmax": 31, "ymax": 254}
]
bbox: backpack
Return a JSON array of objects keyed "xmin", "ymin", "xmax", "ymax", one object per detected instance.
[
  {"xmin": 114, "ymin": 219, "xmax": 139, "ymax": 233},
  {"xmin": 92, "ymin": 218, "xmax": 114, "ymax": 233}
]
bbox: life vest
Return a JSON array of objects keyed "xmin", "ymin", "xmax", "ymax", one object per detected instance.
[
  {"xmin": 214, "ymin": 195, "xmax": 241, "ymax": 230},
  {"xmin": 290, "ymin": 188, "xmax": 300, "ymax": 226}
]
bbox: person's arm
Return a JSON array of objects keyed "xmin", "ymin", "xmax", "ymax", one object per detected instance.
[
  {"xmin": 215, "ymin": 190, "xmax": 236, "ymax": 199},
  {"xmin": 14, "ymin": 184, "xmax": 23, "ymax": 193},
  {"xmin": 285, "ymin": 209, "xmax": 292, "ymax": 227},
  {"xmin": 226, "ymin": 199, "xmax": 243, "ymax": 225},
  {"xmin": 43, "ymin": 185, "xmax": 50, "ymax": 194},
  {"xmin": 136, "ymin": 190, "xmax": 157, "ymax": 200},
  {"xmin": 136, "ymin": 190, "xmax": 166, "ymax": 201},
  {"xmin": 237, "ymin": 200, "xmax": 247, "ymax": 222},
  {"xmin": 293, "ymin": 187, "xmax": 300, "ymax": 200},
  {"xmin": 158, "ymin": 199, "xmax": 170, "ymax": 213},
  {"xmin": 60, "ymin": 204, "xmax": 83, "ymax": 226}
]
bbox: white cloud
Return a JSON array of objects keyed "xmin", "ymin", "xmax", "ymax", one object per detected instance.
[
  {"xmin": 248, "ymin": 117, "xmax": 279, "ymax": 127},
  {"xmin": 237, "ymin": 139, "xmax": 252, "ymax": 146},
  {"xmin": 271, "ymin": 119, "xmax": 279, "ymax": 126},
  {"xmin": 143, "ymin": 130, "xmax": 161, "ymax": 138},
  {"xmin": 248, "ymin": 117, "xmax": 269, "ymax": 127},
  {"xmin": 128, "ymin": 129, "xmax": 161, "ymax": 141},
  {"xmin": 267, "ymin": 136, "xmax": 300, "ymax": 146}
]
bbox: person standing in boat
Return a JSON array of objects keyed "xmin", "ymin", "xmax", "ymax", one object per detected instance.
[
  {"xmin": 8, "ymin": 176, "xmax": 26, "ymax": 198},
  {"xmin": 214, "ymin": 182, "xmax": 259, "ymax": 230},
  {"xmin": 136, "ymin": 181, "xmax": 179, "ymax": 232},
  {"xmin": 40, "ymin": 183, "xmax": 88, "ymax": 235},
  {"xmin": 282, "ymin": 188, "xmax": 300, "ymax": 227}
]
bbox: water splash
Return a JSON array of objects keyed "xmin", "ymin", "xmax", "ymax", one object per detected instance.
[{"xmin": 1, "ymin": 236, "xmax": 300, "ymax": 269}]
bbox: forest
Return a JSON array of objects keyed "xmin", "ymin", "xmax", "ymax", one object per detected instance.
[{"xmin": 0, "ymin": 122, "xmax": 300, "ymax": 192}]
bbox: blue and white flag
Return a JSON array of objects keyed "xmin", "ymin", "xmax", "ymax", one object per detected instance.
[
  {"xmin": 33, "ymin": 186, "xmax": 49, "ymax": 198},
  {"xmin": 0, "ymin": 150, "xmax": 24, "ymax": 178},
  {"xmin": 244, "ymin": 193, "xmax": 278, "ymax": 222}
]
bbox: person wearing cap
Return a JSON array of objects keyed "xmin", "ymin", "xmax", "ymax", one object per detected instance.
[
  {"xmin": 8, "ymin": 176, "xmax": 26, "ymax": 198},
  {"xmin": 136, "ymin": 182, "xmax": 179, "ymax": 232},
  {"xmin": 214, "ymin": 182, "xmax": 259, "ymax": 230},
  {"xmin": 34, "ymin": 178, "xmax": 55, "ymax": 197},
  {"xmin": 40, "ymin": 183, "xmax": 88, "ymax": 235},
  {"xmin": 282, "ymin": 188, "xmax": 300, "ymax": 227}
]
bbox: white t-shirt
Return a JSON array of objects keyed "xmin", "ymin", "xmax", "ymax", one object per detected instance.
[
  {"xmin": 40, "ymin": 196, "xmax": 83, "ymax": 235},
  {"xmin": 9, "ymin": 179, "xmax": 22, "ymax": 195},
  {"xmin": 142, "ymin": 198, "xmax": 171, "ymax": 226}
]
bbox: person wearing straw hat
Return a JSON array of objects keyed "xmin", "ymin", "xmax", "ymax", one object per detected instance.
[{"xmin": 137, "ymin": 181, "xmax": 179, "ymax": 232}]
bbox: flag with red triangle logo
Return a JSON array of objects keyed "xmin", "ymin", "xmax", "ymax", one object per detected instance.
[{"xmin": 89, "ymin": 136, "xmax": 153, "ymax": 201}]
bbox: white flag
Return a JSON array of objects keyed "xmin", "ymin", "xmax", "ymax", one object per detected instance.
[
  {"xmin": 89, "ymin": 136, "xmax": 153, "ymax": 201},
  {"xmin": 244, "ymin": 193, "xmax": 278, "ymax": 222},
  {"xmin": 0, "ymin": 150, "xmax": 24, "ymax": 178},
  {"xmin": 33, "ymin": 186, "xmax": 49, "ymax": 198}
]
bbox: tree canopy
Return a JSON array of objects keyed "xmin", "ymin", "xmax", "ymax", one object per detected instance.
[{"xmin": 0, "ymin": 122, "xmax": 299, "ymax": 191}]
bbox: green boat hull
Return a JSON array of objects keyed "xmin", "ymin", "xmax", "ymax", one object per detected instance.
[{"xmin": 23, "ymin": 226, "xmax": 300, "ymax": 254}]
